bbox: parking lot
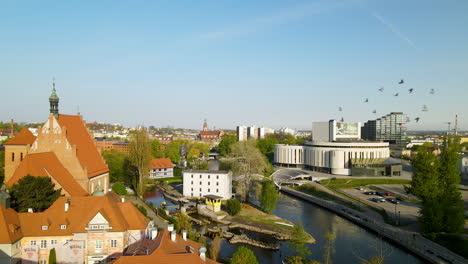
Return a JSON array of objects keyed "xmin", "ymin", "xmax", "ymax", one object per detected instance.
[{"xmin": 340, "ymin": 186, "xmax": 421, "ymax": 228}]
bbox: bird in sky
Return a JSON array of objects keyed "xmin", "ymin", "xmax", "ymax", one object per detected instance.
[
  {"xmin": 408, "ymin": 88, "xmax": 414, "ymax": 93},
  {"xmin": 364, "ymin": 98, "xmax": 369, "ymax": 103},
  {"xmin": 430, "ymin": 89, "xmax": 435, "ymax": 94},
  {"xmin": 378, "ymin": 87, "xmax": 384, "ymax": 92},
  {"xmin": 415, "ymin": 117, "xmax": 420, "ymax": 122},
  {"xmin": 399, "ymin": 79, "xmax": 404, "ymax": 84},
  {"xmin": 394, "ymin": 93, "xmax": 399, "ymax": 97}
]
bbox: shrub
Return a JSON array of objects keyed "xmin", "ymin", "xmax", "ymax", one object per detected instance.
[
  {"xmin": 226, "ymin": 199, "xmax": 241, "ymax": 216},
  {"xmin": 112, "ymin": 182, "xmax": 127, "ymax": 195}
]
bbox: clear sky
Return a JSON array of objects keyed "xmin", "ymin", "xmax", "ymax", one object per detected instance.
[{"xmin": 1, "ymin": 0, "xmax": 467, "ymax": 131}]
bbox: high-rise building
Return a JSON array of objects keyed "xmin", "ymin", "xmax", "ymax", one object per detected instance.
[
  {"xmin": 361, "ymin": 112, "xmax": 407, "ymax": 148},
  {"xmin": 237, "ymin": 125, "xmax": 274, "ymax": 141}
]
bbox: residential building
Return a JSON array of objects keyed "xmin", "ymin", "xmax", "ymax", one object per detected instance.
[
  {"xmin": 95, "ymin": 138, "xmax": 125, "ymax": 152},
  {"xmin": 109, "ymin": 226, "xmax": 219, "ymax": 264},
  {"xmin": 149, "ymin": 158, "xmax": 174, "ymax": 179},
  {"xmin": 237, "ymin": 125, "xmax": 274, "ymax": 141},
  {"xmin": 361, "ymin": 112, "xmax": 408, "ymax": 149},
  {"xmin": 460, "ymin": 156, "xmax": 468, "ymax": 181},
  {"xmin": 278, "ymin": 127, "xmax": 296, "ymax": 136},
  {"xmin": 182, "ymin": 170, "xmax": 232, "ymax": 199},
  {"xmin": 4, "ymin": 85, "xmax": 110, "ymax": 196},
  {"xmin": 0, "ymin": 193, "xmax": 152, "ymax": 264},
  {"xmin": 236, "ymin": 126, "xmax": 248, "ymax": 141}
]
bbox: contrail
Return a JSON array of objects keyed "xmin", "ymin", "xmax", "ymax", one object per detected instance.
[{"xmin": 371, "ymin": 11, "xmax": 416, "ymax": 48}]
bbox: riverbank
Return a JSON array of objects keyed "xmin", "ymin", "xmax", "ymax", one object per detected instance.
[{"xmin": 281, "ymin": 186, "xmax": 467, "ymax": 264}]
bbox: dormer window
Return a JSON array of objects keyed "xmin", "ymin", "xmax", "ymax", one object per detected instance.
[
  {"xmin": 60, "ymin": 225, "xmax": 67, "ymax": 230},
  {"xmin": 42, "ymin": 225, "xmax": 48, "ymax": 230}
]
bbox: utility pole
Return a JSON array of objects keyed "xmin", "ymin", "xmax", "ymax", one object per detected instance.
[{"xmin": 454, "ymin": 114, "xmax": 458, "ymax": 135}]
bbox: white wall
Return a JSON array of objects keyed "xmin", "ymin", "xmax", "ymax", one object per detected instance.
[{"xmin": 183, "ymin": 171, "xmax": 232, "ymax": 199}]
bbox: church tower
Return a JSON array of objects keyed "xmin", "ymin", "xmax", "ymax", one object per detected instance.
[
  {"xmin": 203, "ymin": 119, "xmax": 208, "ymax": 131},
  {"xmin": 49, "ymin": 79, "xmax": 59, "ymax": 117}
]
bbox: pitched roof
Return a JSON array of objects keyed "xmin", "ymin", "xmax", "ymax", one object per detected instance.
[
  {"xmin": 0, "ymin": 204, "xmax": 23, "ymax": 243},
  {"xmin": 17, "ymin": 193, "xmax": 149, "ymax": 237},
  {"xmin": 110, "ymin": 230, "xmax": 219, "ymax": 264},
  {"xmin": 58, "ymin": 114, "xmax": 109, "ymax": 178},
  {"xmin": 7, "ymin": 152, "xmax": 88, "ymax": 196},
  {"xmin": 150, "ymin": 158, "xmax": 174, "ymax": 170},
  {"xmin": 4, "ymin": 128, "xmax": 36, "ymax": 145},
  {"xmin": 200, "ymin": 131, "xmax": 222, "ymax": 136}
]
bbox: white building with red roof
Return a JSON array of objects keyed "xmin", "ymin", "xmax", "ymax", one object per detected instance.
[{"xmin": 148, "ymin": 158, "xmax": 175, "ymax": 179}]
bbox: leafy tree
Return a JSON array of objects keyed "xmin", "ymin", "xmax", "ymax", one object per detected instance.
[
  {"xmin": 209, "ymin": 235, "xmax": 222, "ymax": 261},
  {"xmin": 176, "ymin": 212, "xmax": 192, "ymax": 233},
  {"xmin": 102, "ymin": 150, "xmax": 127, "ymax": 182},
  {"xmin": 150, "ymin": 139, "xmax": 165, "ymax": 158},
  {"xmin": 128, "ymin": 127, "xmax": 151, "ymax": 196},
  {"xmin": 135, "ymin": 204, "xmax": 148, "ymax": 217},
  {"xmin": 49, "ymin": 248, "xmax": 56, "ymax": 264},
  {"xmin": 0, "ymin": 150, "xmax": 4, "ymax": 184},
  {"xmin": 323, "ymin": 232, "xmax": 335, "ymax": 264},
  {"xmin": 231, "ymin": 246, "xmax": 258, "ymax": 264},
  {"xmin": 407, "ymin": 150, "xmax": 440, "ymax": 201},
  {"xmin": 259, "ymin": 180, "xmax": 279, "ymax": 214},
  {"xmin": 226, "ymin": 198, "xmax": 241, "ymax": 215},
  {"xmin": 111, "ymin": 182, "xmax": 127, "ymax": 195},
  {"xmin": 9, "ymin": 175, "xmax": 62, "ymax": 212},
  {"xmin": 218, "ymin": 134, "xmax": 236, "ymax": 156},
  {"xmin": 122, "ymin": 157, "xmax": 138, "ymax": 187},
  {"xmin": 289, "ymin": 222, "xmax": 311, "ymax": 258},
  {"xmin": 165, "ymin": 140, "xmax": 183, "ymax": 163}
]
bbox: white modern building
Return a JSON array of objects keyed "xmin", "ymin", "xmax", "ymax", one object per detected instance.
[
  {"xmin": 237, "ymin": 125, "xmax": 274, "ymax": 141},
  {"xmin": 274, "ymin": 120, "xmax": 399, "ymax": 176},
  {"xmin": 183, "ymin": 170, "xmax": 232, "ymax": 199}
]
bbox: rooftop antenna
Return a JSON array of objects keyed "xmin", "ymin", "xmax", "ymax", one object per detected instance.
[
  {"xmin": 444, "ymin": 122, "xmax": 451, "ymax": 135},
  {"xmin": 454, "ymin": 114, "xmax": 458, "ymax": 135}
]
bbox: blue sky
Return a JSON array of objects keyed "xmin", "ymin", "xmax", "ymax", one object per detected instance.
[{"xmin": 1, "ymin": 0, "xmax": 467, "ymax": 130}]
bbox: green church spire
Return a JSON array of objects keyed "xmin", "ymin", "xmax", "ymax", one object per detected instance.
[{"xmin": 49, "ymin": 78, "xmax": 59, "ymax": 117}]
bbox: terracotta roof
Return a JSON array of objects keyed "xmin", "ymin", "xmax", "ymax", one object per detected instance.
[
  {"xmin": 4, "ymin": 128, "xmax": 36, "ymax": 145},
  {"xmin": 58, "ymin": 114, "xmax": 109, "ymax": 178},
  {"xmin": 111, "ymin": 230, "xmax": 219, "ymax": 264},
  {"xmin": 17, "ymin": 193, "xmax": 149, "ymax": 237},
  {"xmin": 7, "ymin": 152, "xmax": 88, "ymax": 196},
  {"xmin": 200, "ymin": 131, "xmax": 222, "ymax": 136},
  {"xmin": 149, "ymin": 158, "xmax": 174, "ymax": 170},
  {"xmin": 0, "ymin": 204, "xmax": 23, "ymax": 243}
]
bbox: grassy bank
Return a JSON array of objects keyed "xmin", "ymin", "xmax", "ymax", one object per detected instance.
[
  {"xmin": 293, "ymin": 185, "xmax": 362, "ymax": 212},
  {"xmin": 148, "ymin": 176, "xmax": 183, "ymax": 184},
  {"xmin": 319, "ymin": 178, "xmax": 411, "ymax": 189}
]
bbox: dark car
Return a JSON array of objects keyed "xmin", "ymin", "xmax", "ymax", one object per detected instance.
[
  {"xmin": 386, "ymin": 198, "xmax": 400, "ymax": 204},
  {"xmin": 376, "ymin": 191, "xmax": 386, "ymax": 196},
  {"xmin": 364, "ymin": 191, "xmax": 376, "ymax": 195},
  {"xmin": 371, "ymin": 197, "xmax": 385, "ymax": 203}
]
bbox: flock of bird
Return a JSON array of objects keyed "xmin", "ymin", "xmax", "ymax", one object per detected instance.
[{"xmin": 338, "ymin": 79, "xmax": 436, "ymax": 123}]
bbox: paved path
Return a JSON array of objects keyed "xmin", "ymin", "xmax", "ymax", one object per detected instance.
[
  {"xmin": 125, "ymin": 195, "xmax": 168, "ymax": 228},
  {"xmin": 281, "ymin": 187, "xmax": 467, "ymax": 264}
]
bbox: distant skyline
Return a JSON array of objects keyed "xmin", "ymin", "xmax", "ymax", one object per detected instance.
[{"xmin": 1, "ymin": 0, "xmax": 467, "ymax": 130}]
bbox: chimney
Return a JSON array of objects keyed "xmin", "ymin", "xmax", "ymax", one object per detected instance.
[
  {"xmin": 182, "ymin": 230, "xmax": 187, "ymax": 241},
  {"xmin": 65, "ymin": 199, "xmax": 70, "ymax": 212},
  {"xmin": 199, "ymin": 246, "xmax": 207, "ymax": 262},
  {"xmin": 27, "ymin": 208, "xmax": 33, "ymax": 213},
  {"xmin": 151, "ymin": 228, "xmax": 158, "ymax": 240},
  {"xmin": 167, "ymin": 224, "xmax": 174, "ymax": 232},
  {"xmin": 171, "ymin": 230, "xmax": 176, "ymax": 242},
  {"xmin": 121, "ymin": 197, "xmax": 125, "ymax": 202}
]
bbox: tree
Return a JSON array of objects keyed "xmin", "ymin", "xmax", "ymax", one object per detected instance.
[
  {"xmin": 111, "ymin": 182, "xmax": 127, "ymax": 195},
  {"xmin": 289, "ymin": 222, "xmax": 311, "ymax": 258},
  {"xmin": 49, "ymin": 248, "xmax": 57, "ymax": 264},
  {"xmin": 231, "ymin": 246, "xmax": 258, "ymax": 264},
  {"xmin": 407, "ymin": 150, "xmax": 440, "ymax": 201},
  {"xmin": 128, "ymin": 127, "xmax": 151, "ymax": 196},
  {"xmin": 102, "ymin": 150, "xmax": 127, "ymax": 182},
  {"xmin": 218, "ymin": 134, "xmax": 236, "ymax": 157},
  {"xmin": 209, "ymin": 235, "xmax": 222, "ymax": 261},
  {"xmin": 259, "ymin": 180, "xmax": 279, "ymax": 214},
  {"xmin": 226, "ymin": 198, "xmax": 241, "ymax": 215},
  {"xmin": 9, "ymin": 175, "xmax": 62, "ymax": 212},
  {"xmin": 150, "ymin": 139, "xmax": 165, "ymax": 158},
  {"xmin": 165, "ymin": 140, "xmax": 183, "ymax": 163},
  {"xmin": 176, "ymin": 212, "xmax": 192, "ymax": 233},
  {"xmin": 323, "ymin": 232, "xmax": 335, "ymax": 264}
]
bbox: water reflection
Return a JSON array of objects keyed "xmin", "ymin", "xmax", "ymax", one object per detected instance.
[{"xmin": 144, "ymin": 187, "xmax": 177, "ymax": 211}]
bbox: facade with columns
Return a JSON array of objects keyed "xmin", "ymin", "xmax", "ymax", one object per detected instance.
[{"xmin": 4, "ymin": 85, "xmax": 110, "ymax": 196}]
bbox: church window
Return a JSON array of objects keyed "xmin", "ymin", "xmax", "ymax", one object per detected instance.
[
  {"xmin": 12, "ymin": 152, "xmax": 14, "ymax": 162},
  {"xmin": 20, "ymin": 152, "xmax": 23, "ymax": 161}
]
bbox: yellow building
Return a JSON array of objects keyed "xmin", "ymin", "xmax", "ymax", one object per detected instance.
[{"xmin": 205, "ymin": 195, "xmax": 223, "ymax": 212}]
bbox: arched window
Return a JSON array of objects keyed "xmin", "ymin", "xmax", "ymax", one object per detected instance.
[
  {"xmin": 12, "ymin": 152, "xmax": 15, "ymax": 162},
  {"xmin": 20, "ymin": 152, "xmax": 23, "ymax": 161}
]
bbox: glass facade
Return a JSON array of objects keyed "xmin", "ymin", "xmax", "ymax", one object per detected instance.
[{"xmin": 361, "ymin": 112, "xmax": 407, "ymax": 148}]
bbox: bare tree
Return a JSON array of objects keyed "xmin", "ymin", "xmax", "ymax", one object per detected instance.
[
  {"xmin": 354, "ymin": 235, "xmax": 392, "ymax": 264},
  {"xmin": 129, "ymin": 127, "xmax": 151, "ymax": 196},
  {"xmin": 323, "ymin": 232, "xmax": 336, "ymax": 264},
  {"xmin": 209, "ymin": 235, "xmax": 222, "ymax": 261}
]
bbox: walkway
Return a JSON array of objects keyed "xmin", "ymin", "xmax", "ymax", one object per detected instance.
[
  {"xmin": 281, "ymin": 187, "xmax": 467, "ymax": 264},
  {"xmin": 125, "ymin": 195, "xmax": 168, "ymax": 229}
]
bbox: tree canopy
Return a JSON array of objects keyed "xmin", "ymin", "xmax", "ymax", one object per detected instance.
[
  {"xmin": 226, "ymin": 198, "xmax": 241, "ymax": 216},
  {"xmin": 231, "ymin": 246, "xmax": 258, "ymax": 264},
  {"xmin": 259, "ymin": 180, "xmax": 279, "ymax": 214},
  {"xmin": 9, "ymin": 175, "xmax": 62, "ymax": 212},
  {"xmin": 128, "ymin": 127, "xmax": 151, "ymax": 196},
  {"xmin": 102, "ymin": 150, "xmax": 127, "ymax": 183},
  {"xmin": 150, "ymin": 139, "xmax": 165, "ymax": 158},
  {"xmin": 289, "ymin": 222, "xmax": 311, "ymax": 258},
  {"xmin": 218, "ymin": 134, "xmax": 236, "ymax": 157}
]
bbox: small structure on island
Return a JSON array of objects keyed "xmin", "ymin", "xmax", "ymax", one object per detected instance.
[{"xmin": 204, "ymin": 195, "xmax": 223, "ymax": 212}]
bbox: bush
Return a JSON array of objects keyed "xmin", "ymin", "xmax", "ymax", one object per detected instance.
[
  {"xmin": 226, "ymin": 199, "xmax": 241, "ymax": 216},
  {"xmin": 231, "ymin": 246, "xmax": 258, "ymax": 264},
  {"xmin": 112, "ymin": 182, "xmax": 127, "ymax": 195},
  {"xmin": 135, "ymin": 204, "xmax": 148, "ymax": 217}
]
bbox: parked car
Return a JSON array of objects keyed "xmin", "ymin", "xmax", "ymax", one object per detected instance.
[
  {"xmin": 384, "ymin": 192, "xmax": 392, "ymax": 196},
  {"xmin": 386, "ymin": 198, "xmax": 400, "ymax": 204},
  {"xmin": 356, "ymin": 186, "xmax": 364, "ymax": 191},
  {"xmin": 364, "ymin": 191, "xmax": 376, "ymax": 195},
  {"xmin": 376, "ymin": 191, "xmax": 386, "ymax": 197},
  {"xmin": 371, "ymin": 197, "xmax": 385, "ymax": 203}
]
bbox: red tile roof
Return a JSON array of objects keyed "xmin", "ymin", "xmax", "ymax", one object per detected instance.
[
  {"xmin": 7, "ymin": 152, "xmax": 88, "ymax": 196},
  {"xmin": 111, "ymin": 230, "xmax": 219, "ymax": 264},
  {"xmin": 150, "ymin": 158, "xmax": 174, "ymax": 170},
  {"xmin": 4, "ymin": 128, "xmax": 36, "ymax": 145},
  {"xmin": 58, "ymin": 114, "xmax": 109, "ymax": 178},
  {"xmin": 0, "ymin": 205, "xmax": 23, "ymax": 243}
]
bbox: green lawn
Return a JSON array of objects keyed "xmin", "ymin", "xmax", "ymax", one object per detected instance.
[
  {"xmin": 148, "ymin": 176, "xmax": 183, "ymax": 184},
  {"xmin": 319, "ymin": 178, "xmax": 411, "ymax": 189},
  {"xmin": 294, "ymin": 185, "xmax": 362, "ymax": 211}
]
